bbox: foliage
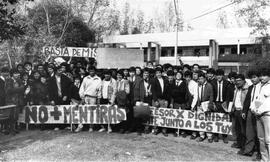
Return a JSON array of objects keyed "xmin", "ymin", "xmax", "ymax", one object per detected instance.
[
  {"xmin": 234, "ymin": 0, "xmax": 270, "ymax": 66},
  {"xmin": 0, "ymin": 0, "xmax": 25, "ymax": 43}
]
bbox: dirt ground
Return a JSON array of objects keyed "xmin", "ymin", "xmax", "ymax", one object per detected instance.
[{"xmin": 0, "ymin": 129, "xmax": 253, "ymax": 161}]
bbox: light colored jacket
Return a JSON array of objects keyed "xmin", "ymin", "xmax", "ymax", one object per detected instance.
[
  {"xmin": 232, "ymin": 82, "xmax": 249, "ymax": 111},
  {"xmin": 79, "ymin": 75, "xmax": 101, "ymax": 99},
  {"xmin": 256, "ymin": 80, "xmax": 270, "ymax": 115},
  {"xmin": 98, "ymin": 78, "xmax": 117, "ymax": 104},
  {"xmin": 116, "ymin": 79, "xmax": 130, "ymax": 95}
]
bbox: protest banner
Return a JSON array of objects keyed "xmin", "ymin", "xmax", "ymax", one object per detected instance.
[
  {"xmin": 43, "ymin": 46, "xmax": 97, "ymax": 58},
  {"xmin": 148, "ymin": 107, "xmax": 232, "ymax": 135},
  {"xmin": 18, "ymin": 105, "xmax": 126, "ymax": 124}
]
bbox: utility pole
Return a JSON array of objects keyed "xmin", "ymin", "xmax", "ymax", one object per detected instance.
[{"xmin": 173, "ymin": 0, "xmax": 179, "ymax": 65}]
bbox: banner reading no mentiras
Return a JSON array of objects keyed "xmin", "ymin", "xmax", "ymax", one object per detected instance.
[
  {"xmin": 148, "ymin": 107, "xmax": 232, "ymax": 135},
  {"xmin": 18, "ymin": 105, "xmax": 126, "ymax": 124}
]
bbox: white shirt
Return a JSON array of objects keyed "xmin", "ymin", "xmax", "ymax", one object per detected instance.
[
  {"xmin": 216, "ymin": 81, "xmax": 223, "ymax": 102},
  {"xmin": 234, "ymin": 89, "xmax": 242, "ymax": 110},
  {"xmin": 55, "ymin": 75, "xmax": 62, "ymax": 97},
  {"xmin": 176, "ymin": 80, "xmax": 183, "ymax": 86},
  {"xmin": 79, "ymin": 75, "xmax": 102, "ymax": 98},
  {"xmin": 102, "ymin": 80, "xmax": 110, "ymax": 99},
  {"xmin": 158, "ymin": 78, "xmax": 164, "ymax": 93},
  {"xmin": 188, "ymin": 80, "xmax": 198, "ymax": 109},
  {"xmin": 256, "ymin": 80, "xmax": 270, "ymax": 114},
  {"xmin": 144, "ymin": 80, "xmax": 151, "ymax": 96},
  {"xmin": 0, "ymin": 76, "xmax": 5, "ymax": 82},
  {"xmin": 198, "ymin": 82, "xmax": 206, "ymax": 101}
]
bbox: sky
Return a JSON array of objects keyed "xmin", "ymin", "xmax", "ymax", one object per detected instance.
[{"xmin": 113, "ymin": 0, "xmax": 245, "ymax": 30}]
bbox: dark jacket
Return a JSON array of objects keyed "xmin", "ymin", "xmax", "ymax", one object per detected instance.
[
  {"xmin": 128, "ymin": 76, "xmax": 142, "ymax": 104},
  {"xmin": 196, "ymin": 82, "xmax": 214, "ymax": 111},
  {"xmin": 0, "ymin": 78, "xmax": 6, "ymax": 106},
  {"xmin": 171, "ymin": 80, "xmax": 190, "ymax": 104},
  {"xmin": 212, "ymin": 79, "xmax": 234, "ymax": 103},
  {"xmin": 31, "ymin": 80, "xmax": 50, "ymax": 105},
  {"xmin": 151, "ymin": 77, "xmax": 170, "ymax": 102},
  {"xmin": 5, "ymin": 78, "xmax": 25, "ymax": 106},
  {"xmin": 70, "ymin": 84, "xmax": 81, "ymax": 101},
  {"xmin": 48, "ymin": 74, "xmax": 72, "ymax": 104},
  {"xmin": 243, "ymin": 85, "xmax": 253, "ymax": 116},
  {"xmin": 134, "ymin": 78, "xmax": 152, "ymax": 102}
]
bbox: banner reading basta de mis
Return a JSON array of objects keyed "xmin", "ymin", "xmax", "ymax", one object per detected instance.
[
  {"xmin": 148, "ymin": 107, "xmax": 232, "ymax": 135},
  {"xmin": 19, "ymin": 105, "xmax": 126, "ymax": 124}
]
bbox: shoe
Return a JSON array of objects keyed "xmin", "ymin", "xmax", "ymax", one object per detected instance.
[
  {"xmin": 237, "ymin": 150, "xmax": 245, "ymax": 155},
  {"xmin": 153, "ymin": 131, "xmax": 159, "ymax": 135},
  {"xmin": 125, "ymin": 130, "xmax": 131, "ymax": 134},
  {"xmin": 144, "ymin": 129, "xmax": 151, "ymax": 134},
  {"xmin": 213, "ymin": 136, "xmax": 219, "ymax": 142},
  {"xmin": 98, "ymin": 128, "xmax": 106, "ymax": 132},
  {"xmin": 223, "ymin": 137, "xmax": 229, "ymax": 144},
  {"xmin": 197, "ymin": 137, "xmax": 205, "ymax": 142},
  {"xmin": 243, "ymin": 152, "xmax": 253, "ymax": 157},
  {"xmin": 182, "ymin": 133, "xmax": 188, "ymax": 138},
  {"xmin": 190, "ymin": 135, "xmax": 197, "ymax": 140},
  {"xmin": 231, "ymin": 143, "xmax": 241, "ymax": 148},
  {"xmin": 174, "ymin": 132, "xmax": 179, "ymax": 137},
  {"xmin": 252, "ymin": 153, "xmax": 261, "ymax": 161},
  {"xmin": 107, "ymin": 128, "xmax": 112, "ymax": 134},
  {"xmin": 162, "ymin": 132, "xmax": 168, "ymax": 137},
  {"xmin": 2, "ymin": 130, "xmax": 9, "ymax": 135},
  {"xmin": 89, "ymin": 128, "xmax": 94, "ymax": 132},
  {"xmin": 75, "ymin": 127, "xmax": 83, "ymax": 133},
  {"xmin": 13, "ymin": 129, "xmax": 19, "ymax": 134},
  {"xmin": 54, "ymin": 127, "xmax": 59, "ymax": 131},
  {"xmin": 208, "ymin": 139, "xmax": 213, "ymax": 143},
  {"xmin": 119, "ymin": 129, "xmax": 125, "ymax": 134}
]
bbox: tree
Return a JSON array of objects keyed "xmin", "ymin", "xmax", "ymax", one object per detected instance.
[
  {"xmin": 0, "ymin": 0, "xmax": 25, "ymax": 68},
  {"xmin": 153, "ymin": 1, "xmax": 184, "ymax": 32},
  {"xmin": 216, "ymin": 11, "xmax": 229, "ymax": 29},
  {"xmin": 233, "ymin": 0, "xmax": 270, "ymax": 71},
  {"xmin": 120, "ymin": 1, "xmax": 130, "ymax": 35},
  {"xmin": 70, "ymin": 0, "xmax": 120, "ymax": 40},
  {"xmin": 234, "ymin": 0, "xmax": 270, "ymax": 58}
]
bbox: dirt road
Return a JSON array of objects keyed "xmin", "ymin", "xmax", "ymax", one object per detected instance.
[{"xmin": 0, "ymin": 130, "xmax": 252, "ymax": 161}]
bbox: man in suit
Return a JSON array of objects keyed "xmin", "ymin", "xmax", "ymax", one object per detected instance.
[
  {"xmin": 0, "ymin": 68, "xmax": 9, "ymax": 134},
  {"xmin": 151, "ymin": 67, "xmax": 170, "ymax": 136},
  {"xmin": 48, "ymin": 66, "xmax": 72, "ymax": 105},
  {"xmin": 169, "ymin": 70, "xmax": 190, "ymax": 137},
  {"xmin": 0, "ymin": 68, "xmax": 9, "ymax": 106},
  {"xmin": 231, "ymin": 74, "xmax": 250, "ymax": 151},
  {"xmin": 133, "ymin": 68, "xmax": 152, "ymax": 135},
  {"xmin": 212, "ymin": 69, "xmax": 234, "ymax": 143},
  {"xmin": 196, "ymin": 71, "xmax": 215, "ymax": 143},
  {"xmin": 5, "ymin": 69, "xmax": 25, "ymax": 134},
  {"xmin": 206, "ymin": 68, "xmax": 217, "ymax": 86},
  {"xmin": 127, "ymin": 67, "xmax": 142, "ymax": 133},
  {"xmin": 239, "ymin": 70, "xmax": 261, "ymax": 159}
]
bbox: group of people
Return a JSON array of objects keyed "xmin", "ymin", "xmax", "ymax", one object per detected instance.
[{"xmin": 0, "ymin": 58, "xmax": 269, "ymax": 161}]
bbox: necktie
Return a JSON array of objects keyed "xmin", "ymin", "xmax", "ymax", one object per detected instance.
[
  {"xmin": 218, "ymin": 82, "xmax": 221, "ymax": 101},
  {"xmin": 201, "ymin": 85, "xmax": 204, "ymax": 102},
  {"xmin": 251, "ymin": 86, "xmax": 256, "ymax": 102}
]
